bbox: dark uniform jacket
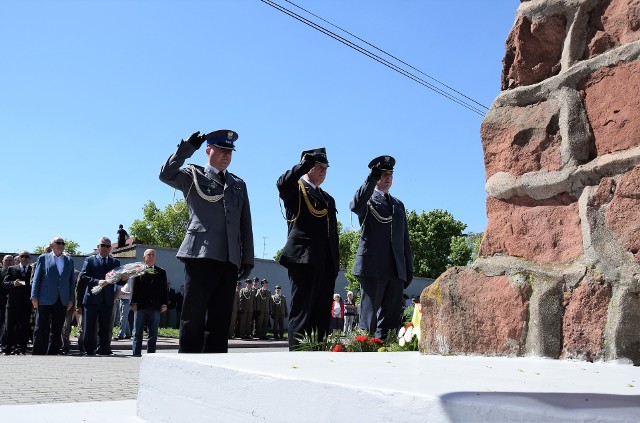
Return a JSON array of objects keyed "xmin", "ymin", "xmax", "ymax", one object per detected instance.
[
  {"xmin": 131, "ymin": 266, "xmax": 168, "ymax": 311},
  {"xmin": 2, "ymin": 265, "xmax": 32, "ymax": 309},
  {"xmin": 350, "ymin": 175, "xmax": 413, "ymax": 282},
  {"xmin": 79, "ymin": 255, "xmax": 121, "ymax": 306},
  {"xmin": 159, "ymin": 140, "xmax": 254, "ymax": 270},
  {"xmin": 276, "ymin": 160, "xmax": 339, "ymax": 276},
  {"xmin": 0, "ymin": 266, "xmax": 10, "ymax": 310}
]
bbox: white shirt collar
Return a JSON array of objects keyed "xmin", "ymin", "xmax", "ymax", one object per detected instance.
[
  {"xmin": 205, "ymin": 164, "xmax": 224, "ymax": 175},
  {"xmin": 302, "ymin": 178, "xmax": 318, "ymax": 190}
]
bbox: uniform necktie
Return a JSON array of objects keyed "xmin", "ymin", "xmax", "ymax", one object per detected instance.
[
  {"xmin": 385, "ymin": 193, "xmax": 392, "ymax": 205},
  {"xmin": 102, "ymin": 257, "xmax": 108, "ymax": 271},
  {"xmin": 218, "ymin": 171, "xmax": 226, "ymax": 186},
  {"xmin": 315, "ymin": 187, "xmax": 327, "ymax": 205}
]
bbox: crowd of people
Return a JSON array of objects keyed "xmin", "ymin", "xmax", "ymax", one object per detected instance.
[
  {"xmin": 0, "ymin": 237, "xmax": 185, "ymax": 357},
  {"xmin": 2, "ymin": 128, "xmax": 416, "ymax": 356},
  {"xmin": 229, "ymin": 277, "xmax": 288, "ymax": 340}
]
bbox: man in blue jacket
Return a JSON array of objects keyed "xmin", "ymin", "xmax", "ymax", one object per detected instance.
[{"xmin": 31, "ymin": 237, "xmax": 76, "ymax": 355}]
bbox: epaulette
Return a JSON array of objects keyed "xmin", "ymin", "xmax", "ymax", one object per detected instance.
[
  {"xmin": 185, "ymin": 164, "xmax": 205, "ymax": 174},
  {"xmin": 227, "ymin": 172, "xmax": 244, "ymax": 183}
]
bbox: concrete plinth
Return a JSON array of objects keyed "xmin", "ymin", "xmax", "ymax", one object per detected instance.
[{"xmin": 137, "ymin": 352, "xmax": 640, "ymax": 422}]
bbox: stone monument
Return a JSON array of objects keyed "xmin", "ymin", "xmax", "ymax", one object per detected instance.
[{"xmin": 420, "ymin": 0, "xmax": 640, "ymax": 365}]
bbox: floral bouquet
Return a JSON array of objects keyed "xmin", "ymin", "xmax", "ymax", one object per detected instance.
[
  {"xmin": 91, "ymin": 262, "xmax": 155, "ymax": 294},
  {"xmin": 397, "ymin": 322, "xmax": 419, "ymax": 351},
  {"xmin": 295, "ymin": 328, "xmax": 387, "ymax": 352}
]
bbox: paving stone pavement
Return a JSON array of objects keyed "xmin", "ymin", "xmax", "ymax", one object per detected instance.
[
  {"xmin": 0, "ymin": 336, "xmax": 287, "ymax": 406},
  {"xmin": 0, "ymin": 354, "xmax": 141, "ymax": 405}
]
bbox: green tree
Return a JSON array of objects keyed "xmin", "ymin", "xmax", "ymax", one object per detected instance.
[
  {"xmin": 273, "ymin": 248, "xmax": 283, "ymax": 262},
  {"xmin": 449, "ymin": 235, "xmax": 472, "ymax": 267},
  {"xmin": 33, "ymin": 239, "xmax": 82, "ymax": 256},
  {"xmin": 407, "ymin": 209, "xmax": 469, "ymax": 279},
  {"xmin": 340, "ymin": 226, "xmax": 361, "ymax": 300},
  {"xmin": 338, "ymin": 223, "xmax": 360, "ymax": 270},
  {"xmin": 129, "ymin": 200, "xmax": 189, "ymax": 248},
  {"xmin": 466, "ymin": 231, "xmax": 484, "ymax": 263}
]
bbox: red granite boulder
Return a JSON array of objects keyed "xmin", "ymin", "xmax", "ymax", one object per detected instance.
[
  {"xmin": 579, "ymin": 61, "xmax": 640, "ymax": 156},
  {"xmin": 421, "ymin": 267, "xmax": 530, "ymax": 355},
  {"xmin": 481, "ymin": 101, "xmax": 562, "ymax": 179},
  {"xmin": 480, "ymin": 194, "xmax": 582, "ymax": 263},
  {"xmin": 502, "ymin": 15, "xmax": 565, "ymax": 89},
  {"xmin": 562, "ymin": 276, "xmax": 611, "ymax": 362},
  {"xmin": 585, "ymin": 0, "xmax": 640, "ymax": 59},
  {"xmin": 604, "ymin": 167, "xmax": 640, "ymax": 260}
]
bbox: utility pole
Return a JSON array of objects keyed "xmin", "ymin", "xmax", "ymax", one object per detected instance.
[{"xmin": 262, "ymin": 237, "xmax": 267, "ymax": 259}]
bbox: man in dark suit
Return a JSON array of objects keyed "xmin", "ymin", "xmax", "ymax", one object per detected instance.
[
  {"xmin": 0, "ymin": 254, "xmax": 15, "ymax": 350},
  {"xmin": 350, "ymin": 156, "xmax": 414, "ymax": 340},
  {"xmin": 2, "ymin": 251, "xmax": 33, "ymax": 355},
  {"xmin": 130, "ymin": 249, "xmax": 168, "ymax": 356},
  {"xmin": 30, "ymin": 237, "xmax": 76, "ymax": 355},
  {"xmin": 159, "ymin": 129, "xmax": 254, "ymax": 353},
  {"xmin": 277, "ymin": 148, "xmax": 339, "ymax": 350},
  {"xmin": 79, "ymin": 237, "xmax": 124, "ymax": 356}
]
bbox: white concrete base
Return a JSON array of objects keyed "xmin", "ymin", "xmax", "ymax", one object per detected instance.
[
  {"xmin": 0, "ymin": 400, "xmax": 141, "ymax": 422},
  {"xmin": 137, "ymin": 352, "xmax": 640, "ymax": 422}
]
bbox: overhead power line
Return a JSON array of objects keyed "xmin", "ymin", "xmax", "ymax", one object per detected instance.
[{"xmin": 260, "ymin": 0, "xmax": 488, "ymax": 116}]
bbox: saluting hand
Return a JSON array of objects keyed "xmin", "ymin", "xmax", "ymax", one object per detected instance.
[
  {"xmin": 301, "ymin": 153, "xmax": 316, "ymax": 167},
  {"xmin": 186, "ymin": 131, "xmax": 205, "ymax": 149},
  {"xmin": 369, "ymin": 162, "xmax": 382, "ymax": 180}
]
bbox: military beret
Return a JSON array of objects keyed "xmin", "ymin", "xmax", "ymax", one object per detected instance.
[
  {"xmin": 368, "ymin": 155, "xmax": 395, "ymax": 171},
  {"xmin": 205, "ymin": 129, "xmax": 238, "ymax": 150},
  {"xmin": 301, "ymin": 147, "xmax": 329, "ymax": 166}
]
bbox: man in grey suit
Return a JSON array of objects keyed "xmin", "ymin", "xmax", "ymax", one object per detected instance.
[
  {"xmin": 350, "ymin": 155, "xmax": 413, "ymax": 340},
  {"xmin": 160, "ymin": 129, "xmax": 254, "ymax": 353},
  {"xmin": 31, "ymin": 237, "xmax": 76, "ymax": 355}
]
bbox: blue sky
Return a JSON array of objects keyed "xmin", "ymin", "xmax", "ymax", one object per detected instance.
[{"xmin": 1, "ymin": 0, "xmax": 517, "ymax": 257}]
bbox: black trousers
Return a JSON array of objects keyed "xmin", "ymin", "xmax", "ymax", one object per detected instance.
[
  {"xmin": 287, "ymin": 262, "xmax": 335, "ymax": 351},
  {"xmin": 0, "ymin": 295, "xmax": 6, "ymax": 346},
  {"xmin": 180, "ymin": 258, "xmax": 237, "ymax": 353},
  {"xmin": 3, "ymin": 304, "xmax": 31, "ymax": 353},
  {"xmin": 32, "ymin": 298, "xmax": 67, "ymax": 355},
  {"xmin": 358, "ymin": 276, "xmax": 404, "ymax": 340},
  {"xmin": 84, "ymin": 303, "xmax": 113, "ymax": 355}
]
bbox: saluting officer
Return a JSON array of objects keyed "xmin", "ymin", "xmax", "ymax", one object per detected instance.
[
  {"xmin": 159, "ymin": 129, "xmax": 254, "ymax": 353},
  {"xmin": 277, "ymin": 148, "xmax": 339, "ymax": 350},
  {"xmin": 350, "ymin": 155, "xmax": 413, "ymax": 340}
]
